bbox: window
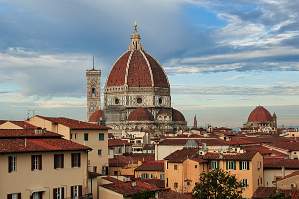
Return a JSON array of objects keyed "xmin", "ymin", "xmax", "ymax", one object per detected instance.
[
  {"xmin": 91, "ymin": 87, "xmax": 96, "ymax": 97},
  {"xmin": 166, "ymin": 178, "xmax": 169, "ymax": 187},
  {"xmin": 210, "ymin": 161, "xmax": 219, "ymax": 169},
  {"xmin": 8, "ymin": 155, "xmax": 17, "ymax": 173},
  {"xmin": 54, "ymin": 154, "xmax": 64, "ymax": 169},
  {"xmin": 71, "ymin": 185, "xmax": 82, "ymax": 199},
  {"xmin": 240, "ymin": 161, "xmax": 249, "ymax": 170},
  {"xmin": 174, "ymin": 182, "xmax": 178, "ymax": 189},
  {"xmin": 174, "ymin": 165, "xmax": 178, "ymax": 170},
  {"xmin": 166, "ymin": 162, "xmax": 168, "ymax": 169},
  {"xmin": 32, "ymin": 192, "xmax": 42, "ymax": 199},
  {"xmin": 115, "ymin": 98, "xmax": 120, "ymax": 104},
  {"xmin": 99, "ymin": 133, "xmax": 105, "ymax": 141},
  {"xmin": 158, "ymin": 97, "xmax": 163, "ymax": 104},
  {"xmin": 241, "ymin": 179, "xmax": 248, "ymax": 187},
  {"xmin": 53, "ymin": 187, "xmax": 65, "ymax": 199},
  {"xmin": 226, "ymin": 160, "xmax": 236, "ymax": 170},
  {"xmin": 84, "ymin": 133, "xmax": 88, "ymax": 141},
  {"xmin": 7, "ymin": 193, "xmax": 21, "ymax": 199},
  {"xmin": 70, "ymin": 134, "xmax": 72, "ymax": 139},
  {"xmin": 31, "ymin": 155, "xmax": 42, "ymax": 171},
  {"xmin": 195, "ymin": 164, "xmax": 198, "ymax": 169},
  {"xmin": 137, "ymin": 97, "xmax": 142, "ymax": 104},
  {"xmin": 98, "ymin": 149, "xmax": 102, "ymax": 156},
  {"xmin": 71, "ymin": 153, "xmax": 81, "ymax": 168}
]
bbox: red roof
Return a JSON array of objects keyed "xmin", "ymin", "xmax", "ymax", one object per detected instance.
[
  {"xmin": 0, "ymin": 120, "xmax": 38, "ymax": 129},
  {"xmin": 164, "ymin": 148, "xmax": 258, "ymax": 163},
  {"xmin": 88, "ymin": 110, "xmax": 104, "ymax": 123},
  {"xmin": 128, "ymin": 108, "xmax": 154, "ymax": 121},
  {"xmin": 268, "ymin": 141, "xmax": 299, "ymax": 151},
  {"xmin": 248, "ymin": 106, "xmax": 273, "ymax": 122},
  {"xmin": 135, "ymin": 160, "xmax": 164, "ymax": 172},
  {"xmin": 101, "ymin": 179, "xmax": 162, "ymax": 197},
  {"xmin": 106, "ymin": 50, "xmax": 169, "ymax": 88},
  {"xmin": 0, "ymin": 129, "xmax": 62, "ymax": 138},
  {"xmin": 159, "ymin": 138, "xmax": 227, "ymax": 146},
  {"xmin": 36, "ymin": 115, "xmax": 110, "ymax": 130},
  {"xmin": 264, "ymin": 158, "xmax": 299, "ymax": 169},
  {"xmin": 253, "ymin": 187, "xmax": 299, "ymax": 199},
  {"xmin": 108, "ymin": 139, "xmax": 131, "ymax": 147},
  {"xmin": 172, "ymin": 109, "xmax": 186, "ymax": 122},
  {"xmin": 109, "ymin": 154, "xmax": 154, "ymax": 167},
  {"xmin": 0, "ymin": 138, "xmax": 90, "ymax": 153}
]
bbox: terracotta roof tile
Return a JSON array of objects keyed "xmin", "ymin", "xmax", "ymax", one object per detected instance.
[
  {"xmin": 36, "ymin": 115, "xmax": 110, "ymax": 130},
  {"xmin": 128, "ymin": 108, "xmax": 154, "ymax": 121},
  {"xmin": 101, "ymin": 179, "xmax": 161, "ymax": 197},
  {"xmin": 0, "ymin": 120, "xmax": 38, "ymax": 129},
  {"xmin": 0, "ymin": 129, "xmax": 62, "ymax": 138},
  {"xmin": 88, "ymin": 110, "xmax": 105, "ymax": 123},
  {"xmin": 109, "ymin": 154, "xmax": 155, "ymax": 167},
  {"xmin": 135, "ymin": 160, "xmax": 164, "ymax": 172},
  {"xmin": 106, "ymin": 50, "xmax": 169, "ymax": 88},
  {"xmin": 268, "ymin": 141, "xmax": 299, "ymax": 151},
  {"xmin": 172, "ymin": 109, "xmax": 186, "ymax": 122},
  {"xmin": 248, "ymin": 106, "xmax": 273, "ymax": 122},
  {"xmin": 264, "ymin": 158, "xmax": 299, "ymax": 169},
  {"xmin": 108, "ymin": 139, "xmax": 131, "ymax": 147},
  {"xmin": 0, "ymin": 138, "xmax": 90, "ymax": 153}
]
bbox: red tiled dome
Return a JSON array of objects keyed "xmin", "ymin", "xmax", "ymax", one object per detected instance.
[
  {"xmin": 128, "ymin": 108, "xmax": 154, "ymax": 121},
  {"xmin": 89, "ymin": 110, "xmax": 104, "ymax": 122},
  {"xmin": 248, "ymin": 106, "xmax": 273, "ymax": 122},
  {"xmin": 106, "ymin": 50, "xmax": 169, "ymax": 88},
  {"xmin": 172, "ymin": 109, "xmax": 186, "ymax": 122}
]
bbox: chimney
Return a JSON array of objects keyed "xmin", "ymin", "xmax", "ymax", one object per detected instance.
[
  {"xmin": 131, "ymin": 181, "xmax": 137, "ymax": 187},
  {"xmin": 281, "ymin": 166, "xmax": 285, "ymax": 178}
]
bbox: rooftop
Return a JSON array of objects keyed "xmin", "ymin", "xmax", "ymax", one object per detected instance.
[
  {"xmin": 0, "ymin": 138, "xmax": 90, "ymax": 154},
  {"xmin": 108, "ymin": 139, "xmax": 131, "ymax": 147},
  {"xmin": 100, "ymin": 179, "xmax": 162, "ymax": 197},
  {"xmin": 135, "ymin": 160, "xmax": 164, "ymax": 172},
  {"xmin": 264, "ymin": 158, "xmax": 299, "ymax": 169},
  {"xmin": 35, "ymin": 115, "xmax": 110, "ymax": 130},
  {"xmin": 0, "ymin": 129, "xmax": 62, "ymax": 139}
]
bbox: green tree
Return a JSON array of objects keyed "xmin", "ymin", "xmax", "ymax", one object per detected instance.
[{"xmin": 192, "ymin": 169, "xmax": 243, "ymax": 199}]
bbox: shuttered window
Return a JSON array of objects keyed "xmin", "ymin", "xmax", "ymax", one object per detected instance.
[
  {"xmin": 53, "ymin": 187, "xmax": 65, "ymax": 199},
  {"xmin": 8, "ymin": 155, "xmax": 17, "ymax": 173},
  {"xmin": 7, "ymin": 193, "xmax": 21, "ymax": 199},
  {"xmin": 71, "ymin": 185, "xmax": 82, "ymax": 199},
  {"xmin": 31, "ymin": 155, "xmax": 42, "ymax": 171}
]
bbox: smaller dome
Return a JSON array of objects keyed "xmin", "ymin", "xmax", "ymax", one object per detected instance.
[
  {"xmin": 248, "ymin": 106, "xmax": 273, "ymax": 122},
  {"xmin": 172, "ymin": 108, "xmax": 186, "ymax": 122},
  {"xmin": 128, "ymin": 108, "xmax": 154, "ymax": 121},
  {"xmin": 89, "ymin": 110, "xmax": 104, "ymax": 122}
]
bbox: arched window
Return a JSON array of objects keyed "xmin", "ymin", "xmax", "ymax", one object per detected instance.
[{"xmin": 91, "ymin": 88, "xmax": 96, "ymax": 97}]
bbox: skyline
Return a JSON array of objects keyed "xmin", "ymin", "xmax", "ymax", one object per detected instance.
[{"xmin": 1, "ymin": 0, "xmax": 299, "ymax": 127}]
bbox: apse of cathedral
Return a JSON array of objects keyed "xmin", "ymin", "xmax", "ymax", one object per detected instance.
[{"xmin": 87, "ymin": 24, "xmax": 187, "ymax": 134}]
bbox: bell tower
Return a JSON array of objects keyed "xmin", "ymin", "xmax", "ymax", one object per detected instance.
[{"xmin": 86, "ymin": 57, "xmax": 101, "ymax": 120}]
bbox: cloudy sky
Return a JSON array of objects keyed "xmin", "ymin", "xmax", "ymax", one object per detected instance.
[{"xmin": 1, "ymin": 0, "xmax": 299, "ymax": 127}]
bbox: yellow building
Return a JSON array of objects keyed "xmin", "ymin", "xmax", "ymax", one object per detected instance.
[
  {"xmin": 134, "ymin": 160, "xmax": 165, "ymax": 180},
  {"xmin": 164, "ymin": 148, "xmax": 263, "ymax": 198},
  {"xmin": 0, "ymin": 129, "xmax": 90, "ymax": 199},
  {"xmin": 28, "ymin": 115, "xmax": 110, "ymax": 175}
]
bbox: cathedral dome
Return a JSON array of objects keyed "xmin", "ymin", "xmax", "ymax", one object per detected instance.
[
  {"xmin": 172, "ymin": 108, "xmax": 186, "ymax": 122},
  {"xmin": 89, "ymin": 109, "xmax": 104, "ymax": 123},
  {"xmin": 128, "ymin": 108, "xmax": 154, "ymax": 121},
  {"xmin": 248, "ymin": 106, "xmax": 273, "ymax": 122},
  {"xmin": 106, "ymin": 26, "xmax": 169, "ymax": 89}
]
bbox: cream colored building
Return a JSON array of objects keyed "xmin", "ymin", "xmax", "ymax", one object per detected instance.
[
  {"xmin": 28, "ymin": 115, "xmax": 110, "ymax": 174},
  {"xmin": 0, "ymin": 129, "xmax": 90, "ymax": 199},
  {"xmin": 164, "ymin": 148, "xmax": 263, "ymax": 199}
]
